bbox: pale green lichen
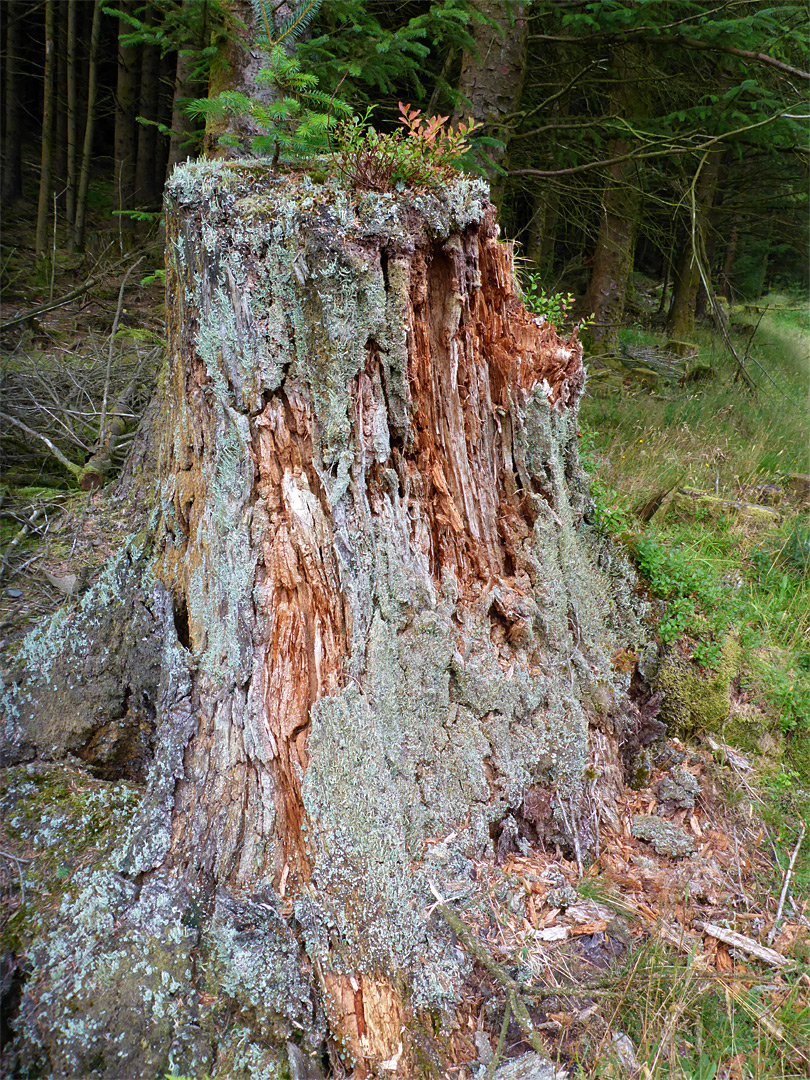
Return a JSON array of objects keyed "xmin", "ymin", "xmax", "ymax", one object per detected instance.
[{"xmin": 632, "ymin": 814, "xmax": 696, "ymax": 857}]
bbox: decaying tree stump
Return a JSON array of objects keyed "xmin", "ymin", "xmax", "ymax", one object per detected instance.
[{"xmin": 2, "ymin": 163, "xmax": 646, "ymax": 1079}]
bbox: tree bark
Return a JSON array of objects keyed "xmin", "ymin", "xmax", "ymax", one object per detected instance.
[
  {"xmin": 4, "ymin": 165, "xmax": 646, "ymax": 1079},
  {"xmin": 452, "ymin": 0, "xmax": 527, "ymax": 191}
]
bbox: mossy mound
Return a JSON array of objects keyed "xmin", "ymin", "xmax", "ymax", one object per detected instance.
[{"xmin": 654, "ymin": 636, "xmax": 740, "ymax": 738}]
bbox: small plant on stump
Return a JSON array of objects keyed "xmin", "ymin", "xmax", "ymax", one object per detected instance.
[{"xmin": 331, "ymin": 102, "xmax": 479, "ymax": 193}]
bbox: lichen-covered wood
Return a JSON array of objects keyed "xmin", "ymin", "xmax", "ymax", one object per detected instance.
[{"xmin": 1, "ymin": 162, "xmax": 647, "ymax": 1079}]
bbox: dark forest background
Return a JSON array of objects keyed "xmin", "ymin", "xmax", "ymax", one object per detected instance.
[{"xmin": 1, "ymin": 0, "xmax": 808, "ymax": 338}]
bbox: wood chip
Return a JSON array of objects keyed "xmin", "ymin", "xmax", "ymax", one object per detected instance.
[
  {"xmin": 535, "ymin": 925, "xmax": 569, "ymax": 942},
  {"xmin": 570, "ymin": 920, "xmax": 608, "ymax": 937}
]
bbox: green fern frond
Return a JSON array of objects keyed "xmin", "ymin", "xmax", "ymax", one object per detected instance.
[{"xmin": 274, "ymin": 0, "xmax": 322, "ymax": 48}]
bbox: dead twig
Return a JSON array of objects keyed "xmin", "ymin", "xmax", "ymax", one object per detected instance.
[
  {"xmin": 0, "ymin": 412, "xmax": 82, "ymax": 479},
  {"xmin": 97, "ymin": 256, "xmax": 144, "ymax": 452},
  {"xmin": 767, "ymin": 822, "xmax": 806, "ymax": 947},
  {"xmin": 701, "ymin": 922, "xmax": 792, "ymax": 967},
  {"xmin": 0, "ymin": 506, "xmax": 45, "ymax": 583},
  {"xmin": 483, "ymin": 1000, "xmax": 511, "ymax": 1080}
]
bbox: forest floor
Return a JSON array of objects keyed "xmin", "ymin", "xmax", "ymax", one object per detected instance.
[{"xmin": 1, "ymin": 210, "xmax": 809, "ymax": 1078}]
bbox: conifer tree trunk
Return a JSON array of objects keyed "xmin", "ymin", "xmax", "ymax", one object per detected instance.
[
  {"xmin": 168, "ymin": 0, "xmax": 208, "ymax": 169},
  {"xmin": 134, "ymin": 7, "xmax": 160, "ymax": 207},
  {"xmin": 204, "ymin": 0, "xmax": 275, "ymax": 155},
  {"xmin": 5, "ymin": 164, "xmax": 645, "ymax": 1079},
  {"xmin": 54, "ymin": 0, "xmax": 69, "ymax": 208},
  {"xmin": 452, "ymin": 0, "xmax": 527, "ymax": 191},
  {"xmin": 65, "ymin": 0, "xmax": 78, "ymax": 228},
  {"xmin": 582, "ymin": 47, "xmax": 642, "ymax": 353},
  {"xmin": 35, "ymin": 0, "xmax": 56, "ymax": 265},
  {"xmin": 114, "ymin": 0, "xmax": 139, "ymax": 231},
  {"xmin": 72, "ymin": 0, "xmax": 101, "ymax": 251},
  {"xmin": 1, "ymin": 0, "xmax": 23, "ymax": 204},
  {"xmin": 667, "ymin": 154, "xmax": 721, "ymax": 340},
  {"xmin": 524, "ymin": 186, "xmax": 559, "ymax": 275}
]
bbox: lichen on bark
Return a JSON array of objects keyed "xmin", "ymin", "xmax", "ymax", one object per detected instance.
[{"xmin": 1, "ymin": 161, "xmax": 649, "ymax": 1079}]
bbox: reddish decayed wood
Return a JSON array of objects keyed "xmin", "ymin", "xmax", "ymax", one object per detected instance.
[
  {"xmin": 383, "ymin": 211, "xmax": 583, "ymax": 596},
  {"xmin": 252, "ymin": 385, "xmax": 350, "ymax": 876},
  {"xmin": 321, "ymin": 971, "xmax": 407, "ymax": 1077}
]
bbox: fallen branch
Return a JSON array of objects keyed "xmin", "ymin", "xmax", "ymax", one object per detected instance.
[
  {"xmin": 0, "ymin": 412, "xmax": 82, "ymax": 479},
  {"xmin": 483, "ymin": 999, "xmax": 511, "ymax": 1080},
  {"xmin": 0, "ymin": 273, "xmax": 104, "ymax": 331},
  {"xmin": 0, "ymin": 506, "xmax": 45, "ymax": 583},
  {"xmin": 767, "ymin": 822, "xmax": 806, "ymax": 946},
  {"xmin": 700, "ymin": 922, "xmax": 792, "ymax": 967},
  {"xmin": 79, "ymin": 359, "xmax": 146, "ymax": 490},
  {"xmin": 429, "ymin": 881, "xmax": 614, "ymax": 1062}
]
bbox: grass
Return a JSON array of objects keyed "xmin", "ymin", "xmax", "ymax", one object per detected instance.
[
  {"xmin": 605, "ymin": 941, "xmax": 810, "ymax": 1079},
  {"xmin": 578, "ymin": 295, "xmax": 810, "ymax": 1078}
]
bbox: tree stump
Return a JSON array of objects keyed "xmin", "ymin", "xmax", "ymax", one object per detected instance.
[{"xmin": 2, "ymin": 162, "xmax": 646, "ymax": 1079}]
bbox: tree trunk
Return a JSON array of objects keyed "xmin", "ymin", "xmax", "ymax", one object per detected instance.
[
  {"xmin": 204, "ymin": 0, "xmax": 276, "ymax": 156},
  {"xmin": 582, "ymin": 48, "xmax": 643, "ymax": 353},
  {"xmin": 582, "ymin": 143, "xmax": 640, "ymax": 352},
  {"xmin": 155, "ymin": 47, "xmax": 176, "ymax": 192},
  {"xmin": 4, "ymin": 165, "xmax": 646, "ymax": 1079},
  {"xmin": 1, "ymin": 0, "xmax": 22, "ymax": 204},
  {"xmin": 717, "ymin": 226, "xmax": 738, "ymax": 300},
  {"xmin": 72, "ymin": 0, "xmax": 101, "ymax": 252},
  {"xmin": 524, "ymin": 185, "xmax": 559, "ymax": 275},
  {"xmin": 667, "ymin": 154, "xmax": 721, "ymax": 340},
  {"xmin": 65, "ymin": 0, "xmax": 78, "ymax": 228},
  {"xmin": 34, "ymin": 0, "xmax": 56, "ymax": 266},
  {"xmin": 114, "ymin": 1, "xmax": 139, "ymax": 231},
  {"xmin": 168, "ymin": 0, "xmax": 208, "ymax": 170},
  {"xmin": 452, "ymin": 0, "xmax": 527, "ymax": 191},
  {"xmin": 134, "ymin": 6, "xmax": 160, "ymax": 207},
  {"xmin": 54, "ymin": 0, "xmax": 69, "ymax": 211}
]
